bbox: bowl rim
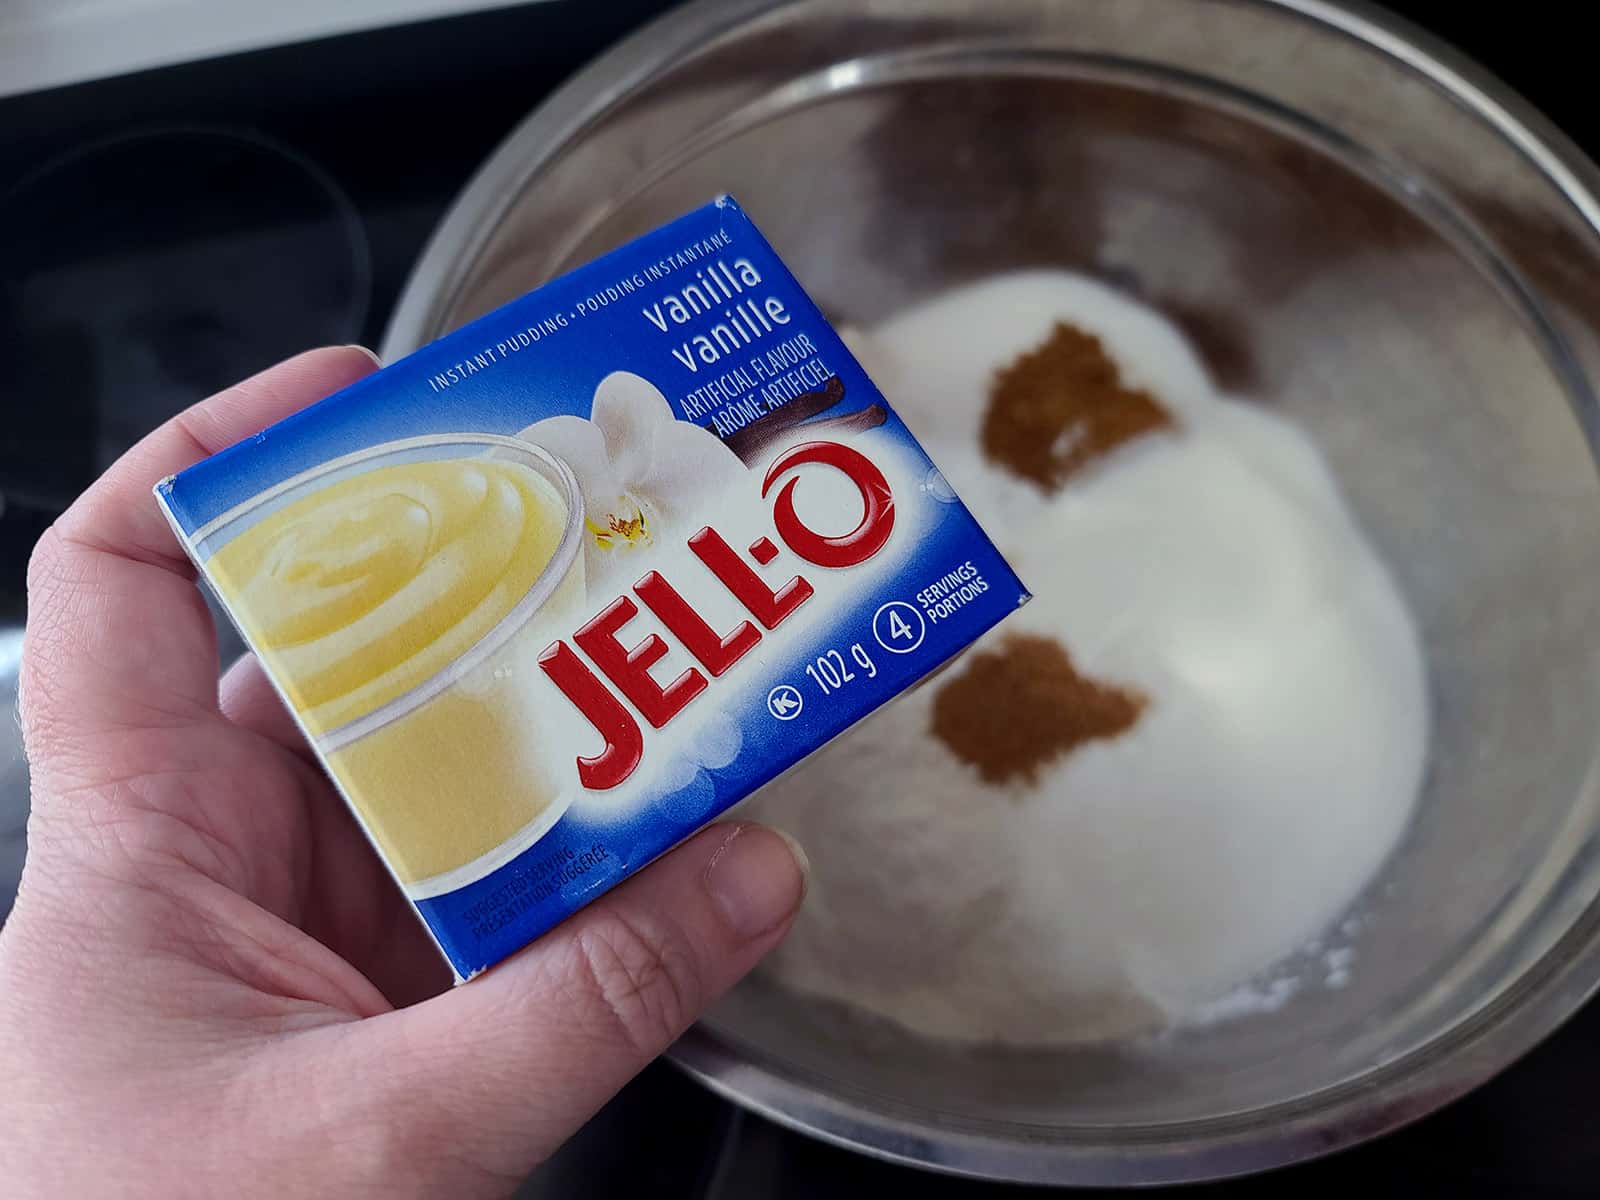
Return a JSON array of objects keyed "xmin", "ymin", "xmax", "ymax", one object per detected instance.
[{"xmin": 381, "ymin": 0, "xmax": 1600, "ymax": 1184}]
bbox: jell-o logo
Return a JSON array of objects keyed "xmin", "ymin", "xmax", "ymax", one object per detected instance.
[{"xmin": 537, "ymin": 440, "xmax": 895, "ymax": 790}]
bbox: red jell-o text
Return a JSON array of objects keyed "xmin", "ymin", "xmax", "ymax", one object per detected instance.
[{"xmin": 538, "ymin": 439, "xmax": 896, "ymax": 791}]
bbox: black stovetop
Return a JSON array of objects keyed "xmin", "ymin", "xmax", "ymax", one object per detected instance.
[{"xmin": 2, "ymin": 3, "xmax": 1596, "ymax": 1195}]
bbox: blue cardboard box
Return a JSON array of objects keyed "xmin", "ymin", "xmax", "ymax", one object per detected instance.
[{"xmin": 157, "ymin": 197, "xmax": 1027, "ymax": 979}]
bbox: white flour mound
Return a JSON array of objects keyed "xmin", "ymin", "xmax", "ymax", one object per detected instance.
[{"xmin": 743, "ymin": 272, "xmax": 1428, "ymax": 1045}]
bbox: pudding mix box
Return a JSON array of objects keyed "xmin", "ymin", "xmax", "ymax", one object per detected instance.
[{"xmin": 157, "ymin": 197, "xmax": 1028, "ymax": 979}]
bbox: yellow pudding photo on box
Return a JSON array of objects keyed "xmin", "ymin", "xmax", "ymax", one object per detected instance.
[{"xmin": 201, "ymin": 435, "xmax": 587, "ymax": 892}]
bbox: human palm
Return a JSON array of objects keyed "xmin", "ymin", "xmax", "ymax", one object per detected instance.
[{"xmin": 0, "ymin": 348, "xmax": 805, "ymax": 1198}]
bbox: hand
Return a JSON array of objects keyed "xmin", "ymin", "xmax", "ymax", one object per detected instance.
[{"xmin": 0, "ymin": 348, "xmax": 807, "ymax": 1198}]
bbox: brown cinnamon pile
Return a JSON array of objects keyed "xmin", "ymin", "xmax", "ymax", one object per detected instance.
[
  {"xmin": 931, "ymin": 634, "xmax": 1145, "ymax": 785},
  {"xmin": 983, "ymin": 322, "xmax": 1172, "ymax": 490}
]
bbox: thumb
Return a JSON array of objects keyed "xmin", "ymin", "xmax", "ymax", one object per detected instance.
[{"xmin": 331, "ymin": 822, "xmax": 806, "ymax": 1187}]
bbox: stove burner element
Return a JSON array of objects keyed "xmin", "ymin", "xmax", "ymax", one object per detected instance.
[{"xmin": 0, "ymin": 126, "xmax": 371, "ymax": 518}]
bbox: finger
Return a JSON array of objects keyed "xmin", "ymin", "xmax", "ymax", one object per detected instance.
[
  {"xmin": 21, "ymin": 348, "xmax": 380, "ymax": 780},
  {"xmin": 220, "ymin": 653, "xmax": 315, "ymax": 763},
  {"xmin": 331, "ymin": 823, "xmax": 806, "ymax": 1181},
  {"xmin": 63, "ymin": 345, "xmax": 382, "ymax": 575}
]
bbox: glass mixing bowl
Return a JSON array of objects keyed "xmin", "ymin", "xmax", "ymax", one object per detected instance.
[{"xmin": 382, "ymin": 0, "xmax": 1600, "ymax": 1184}]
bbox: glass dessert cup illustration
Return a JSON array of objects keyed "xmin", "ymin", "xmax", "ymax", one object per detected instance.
[{"xmin": 197, "ymin": 433, "xmax": 587, "ymax": 898}]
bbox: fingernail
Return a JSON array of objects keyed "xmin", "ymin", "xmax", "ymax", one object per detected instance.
[
  {"xmin": 772, "ymin": 828, "xmax": 810, "ymax": 891},
  {"xmin": 344, "ymin": 344, "xmax": 382, "ymax": 368},
  {"xmin": 705, "ymin": 825, "xmax": 807, "ymax": 939}
]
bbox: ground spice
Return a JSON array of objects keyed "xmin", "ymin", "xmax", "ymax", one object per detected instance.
[
  {"xmin": 983, "ymin": 322, "xmax": 1173, "ymax": 490},
  {"xmin": 931, "ymin": 634, "xmax": 1146, "ymax": 785}
]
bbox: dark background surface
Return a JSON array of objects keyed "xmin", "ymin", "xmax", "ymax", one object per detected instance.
[{"xmin": 1, "ymin": 2, "xmax": 1596, "ymax": 1194}]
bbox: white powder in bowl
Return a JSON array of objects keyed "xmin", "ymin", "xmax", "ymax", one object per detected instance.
[{"xmin": 742, "ymin": 271, "xmax": 1428, "ymax": 1045}]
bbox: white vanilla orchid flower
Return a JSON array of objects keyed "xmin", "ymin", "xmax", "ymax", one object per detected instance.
[{"xmin": 517, "ymin": 371, "xmax": 746, "ymax": 584}]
